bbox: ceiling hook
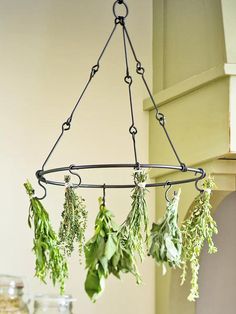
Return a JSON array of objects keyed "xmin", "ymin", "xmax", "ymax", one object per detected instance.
[{"xmin": 69, "ymin": 164, "xmax": 82, "ymax": 188}]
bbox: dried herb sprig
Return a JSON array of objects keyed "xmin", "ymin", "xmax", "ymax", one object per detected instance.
[
  {"xmin": 149, "ymin": 189, "xmax": 182, "ymax": 273},
  {"xmin": 116, "ymin": 169, "xmax": 149, "ymax": 283},
  {"xmin": 84, "ymin": 198, "xmax": 118, "ymax": 302},
  {"xmin": 59, "ymin": 175, "xmax": 88, "ymax": 258},
  {"xmin": 112, "ymin": 235, "xmax": 142, "ymax": 284},
  {"xmin": 180, "ymin": 177, "xmax": 218, "ymax": 301},
  {"xmin": 24, "ymin": 180, "xmax": 68, "ymax": 294}
]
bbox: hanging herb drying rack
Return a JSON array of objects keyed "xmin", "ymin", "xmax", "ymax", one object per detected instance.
[
  {"xmin": 35, "ymin": 0, "xmax": 205, "ymax": 199},
  {"xmin": 25, "ymin": 0, "xmax": 218, "ymax": 303}
]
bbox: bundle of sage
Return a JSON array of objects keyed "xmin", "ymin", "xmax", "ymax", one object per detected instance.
[
  {"xmin": 149, "ymin": 189, "xmax": 182, "ymax": 274},
  {"xmin": 84, "ymin": 198, "xmax": 118, "ymax": 302},
  {"xmin": 181, "ymin": 177, "xmax": 217, "ymax": 301},
  {"xmin": 24, "ymin": 181, "xmax": 68, "ymax": 294},
  {"xmin": 59, "ymin": 175, "xmax": 88, "ymax": 258}
]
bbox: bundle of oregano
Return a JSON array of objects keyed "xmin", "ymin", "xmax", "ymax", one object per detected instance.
[
  {"xmin": 149, "ymin": 189, "xmax": 182, "ymax": 274},
  {"xmin": 84, "ymin": 198, "xmax": 118, "ymax": 302},
  {"xmin": 181, "ymin": 177, "xmax": 218, "ymax": 301},
  {"xmin": 24, "ymin": 181, "xmax": 68, "ymax": 294},
  {"xmin": 59, "ymin": 175, "xmax": 88, "ymax": 258}
]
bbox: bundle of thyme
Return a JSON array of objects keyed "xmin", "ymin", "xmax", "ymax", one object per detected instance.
[
  {"xmin": 24, "ymin": 181, "xmax": 68, "ymax": 294},
  {"xmin": 84, "ymin": 198, "xmax": 118, "ymax": 302},
  {"xmin": 181, "ymin": 177, "xmax": 218, "ymax": 301},
  {"xmin": 149, "ymin": 189, "xmax": 182, "ymax": 273},
  {"xmin": 59, "ymin": 175, "xmax": 88, "ymax": 258}
]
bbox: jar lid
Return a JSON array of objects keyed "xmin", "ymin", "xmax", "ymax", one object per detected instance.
[{"xmin": 0, "ymin": 275, "xmax": 24, "ymax": 289}]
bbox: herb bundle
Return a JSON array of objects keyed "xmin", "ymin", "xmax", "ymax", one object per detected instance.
[
  {"xmin": 112, "ymin": 236, "xmax": 142, "ymax": 284},
  {"xmin": 84, "ymin": 198, "xmax": 118, "ymax": 302},
  {"xmin": 59, "ymin": 175, "xmax": 88, "ymax": 258},
  {"xmin": 149, "ymin": 189, "xmax": 182, "ymax": 273},
  {"xmin": 116, "ymin": 169, "xmax": 149, "ymax": 283},
  {"xmin": 24, "ymin": 181, "xmax": 68, "ymax": 294},
  {"xmin": 181, "ymin": 177, "xmax": 217, "ymax": 301}
]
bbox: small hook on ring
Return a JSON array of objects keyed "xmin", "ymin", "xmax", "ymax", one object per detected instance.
[
  {"xmin": 195, "ymin": 168, "xmax": 206, "ymax": 193},
  {"xmin": 164, "ymin": 181, "xmax": 172, "ymax": 203},
  {"xmin": 69, "ymin": 165, "xmax": 82, "ymax": 188},
  {"xmin": 36, "ymin": 180, "xmax": 47, "ymax": 200},
  {"xmin": 102, "ymin": 184, "xmax": 106, "ymax": 207}
]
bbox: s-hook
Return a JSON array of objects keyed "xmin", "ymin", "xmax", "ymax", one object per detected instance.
[
  {"xmin": 36, "ymin": 179, "xmax": 47, "ymax": 200},
  {"xmin": 102, "ymin": 184, "xmax": 106, "ymax": 207},
  {"xmin": 69, "ymin": 164, "xmax": 82, "ymax": 188},
  {"xmin": 195, "ymin": 168, "xmax": 206, "ymax": 193},
  {"xmin": 164, "ymin": 181, "xmax": 172, "ymax": 203}
]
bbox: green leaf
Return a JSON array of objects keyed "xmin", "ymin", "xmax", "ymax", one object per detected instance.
[
  {"xmin": 104, "ymin": 234, "xmax": 117, "ymax": 260},
  {"xmin": 112, "ymin": 251, "xmax": 121, "ymax": 268},
  {"xmin": 84, "ymin": 269, "xmax": 105, "ymax": 302},
  {"xmin": 99, "ymin": 256, "xmax": 109, "ymax": 277},
  {"xmin": 165, "ymin": 235, "xmax": 179, "ymax": 261}
]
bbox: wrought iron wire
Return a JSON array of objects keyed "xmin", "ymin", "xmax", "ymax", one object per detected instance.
[{"xmin": 35, "ymin": 0, "xmax": 206, "ymax": 199}]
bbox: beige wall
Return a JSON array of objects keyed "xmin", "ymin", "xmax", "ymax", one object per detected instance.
[{"xmin": 0, "ymin": 1, "xmax": 155, "ymax": 313}]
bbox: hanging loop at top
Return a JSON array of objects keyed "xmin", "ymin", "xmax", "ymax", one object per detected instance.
[{"xmin": 113, "ymin": 0, "xmax": 129, "ymax": 19}]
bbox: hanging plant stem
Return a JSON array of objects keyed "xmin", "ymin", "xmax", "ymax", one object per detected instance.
[
  {"xmin": 115, "ymin": 169, "xmax": 149, "ymax": 283},
  {"xmin": 24, "ymin": 181, "xmax": 68, "ymax": 294},
  {"xmin": 149, "ymin": 189, "xmax": 182, "ymax": 274},
  {"xmin": 84, "ymin": 197, "xmax": 118, "ymax": 302},
  {"xmin": 59, "ymin": 175, "xmax": 88, "ymax": 258},
  {"xmin": 180, "ymin": 177, "xmax": 218, "ymax": 302}
]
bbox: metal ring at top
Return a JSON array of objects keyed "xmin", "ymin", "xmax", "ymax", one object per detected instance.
[{"xmin": 113, "ymin": 1, "xmax": 129, "ymax": 19}]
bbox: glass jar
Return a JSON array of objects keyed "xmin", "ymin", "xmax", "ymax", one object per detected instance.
[
  {"xmin": 33, "ymin": 295, "xmax": 75, "ymax": 314},
  {"xmin": 0, "ymin": 275, "xmax": 29, "ymax": 314}
]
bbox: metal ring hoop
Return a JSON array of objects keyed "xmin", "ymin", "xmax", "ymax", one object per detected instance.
[
  {"xmin": 113, "ymin": 1, "xmax": 129, "ymax": 18},
  {"xmin": 36, "ymin": 163, "xmax": 205, "ymax": 189}
]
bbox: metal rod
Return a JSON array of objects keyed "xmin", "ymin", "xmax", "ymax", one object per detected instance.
[
  {"xmin": 121, "ymin": 22, "xmax": 139, "ymax": 165},
  {"xmin": 123, "ymin": 25, "xmax": 185, "ymax": 168},
  {"xmin": 36, "ymin": 163, "xmax": 204, "ymax": 189}
]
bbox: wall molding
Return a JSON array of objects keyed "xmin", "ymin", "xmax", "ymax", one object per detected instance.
[{"xmin": 144, "ymin": 63, "xmax": 236, "ymax": 111}]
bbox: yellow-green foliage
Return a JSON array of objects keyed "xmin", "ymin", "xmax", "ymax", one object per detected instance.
[{"xmin": 181, "ymin": 177, "xmax": 218, "ymax": 301}]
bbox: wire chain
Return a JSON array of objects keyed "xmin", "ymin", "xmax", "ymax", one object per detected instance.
[
  {"xmin": 121, "ymin": 18, "xmax": 139, "ymax": 166},
  {"xmin": 123, "ymin": 25, "xmax": 186, "ymax": 169}
]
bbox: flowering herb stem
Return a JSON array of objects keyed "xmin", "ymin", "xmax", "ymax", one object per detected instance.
[
  {"xmin": 181, "ymin": 177, "xmax": 218, "ymax": 301},
  {"xmin": 59, "ymin": 175, "xmax": 88, "ymax": 258}
]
